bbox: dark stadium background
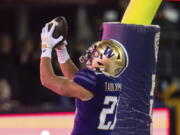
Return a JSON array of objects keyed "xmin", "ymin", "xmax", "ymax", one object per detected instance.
[{"xmin": 0, "ymin": 0, "xmax": 179, "ymax": 134}]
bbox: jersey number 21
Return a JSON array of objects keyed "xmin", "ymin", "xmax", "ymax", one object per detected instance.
[{"xmin": 98, "ymin": 96, "xmax": 118, "ymax": 130}]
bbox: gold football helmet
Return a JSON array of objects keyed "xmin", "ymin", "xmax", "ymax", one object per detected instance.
[{"xmin": 80, "ymin": 39, "xmax": 129, "ymax": 78}]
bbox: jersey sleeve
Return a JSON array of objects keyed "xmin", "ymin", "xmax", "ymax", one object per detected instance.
[{"xmin": 73, "ymin": 69, "xmax": 96, "ymax": 94}]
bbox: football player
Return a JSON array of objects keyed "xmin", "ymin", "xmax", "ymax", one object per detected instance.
[{"xmin": 40, "ymin": 23, "xmax": 128, "ymax": 135}]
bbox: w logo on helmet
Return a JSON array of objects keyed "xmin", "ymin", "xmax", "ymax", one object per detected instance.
[{"xmin": 104, "ymin": 46, "xmax": 115, "ymax": 58}]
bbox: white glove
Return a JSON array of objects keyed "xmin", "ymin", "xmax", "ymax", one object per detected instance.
[{"xmin": 41, "ymin": 23, "xmax": 63, "ymax": 58}]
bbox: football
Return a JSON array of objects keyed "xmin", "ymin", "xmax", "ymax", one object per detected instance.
[{"xmin": 48, "ymin": 16, "xmax": 68, "ymax": 42}]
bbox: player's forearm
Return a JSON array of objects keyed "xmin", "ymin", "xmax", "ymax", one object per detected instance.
[
  {"xmin": 40, "ymin": 57, "xmax": 72, "ymax": 96},
  {"xmin": 60, "ymin": 59, "xmax": 79, "ymax": 80},
  {"xmin": 40, "ymin": 57, "xmax": 55, "ymax": 87},
  {"xmin": 56, "ymin": 47, "xmax": 78, "ymax": 79}
]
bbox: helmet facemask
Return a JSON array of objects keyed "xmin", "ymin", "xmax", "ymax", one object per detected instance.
[{"xmin": 79, "ymin": 44, "xmax": 105, "ymax": 70}]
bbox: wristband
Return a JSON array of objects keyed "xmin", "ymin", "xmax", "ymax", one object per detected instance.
[
  {"xmin": 41, "ymin": 47, "xmax": 52, "ymax": 58},
  {"xmin": 56, "ymin": 45, "xmax": 70, "ymax": 63}
]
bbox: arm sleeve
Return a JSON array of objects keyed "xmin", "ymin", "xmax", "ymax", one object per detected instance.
[{"xmin": 73, "ymin": 69, "xmax": 97, "ymax": 94}]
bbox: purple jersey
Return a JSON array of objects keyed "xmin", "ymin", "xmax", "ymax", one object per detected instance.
[{"xmin": 72, "ymin": 68, "xmax": 122, "ymax": 135}]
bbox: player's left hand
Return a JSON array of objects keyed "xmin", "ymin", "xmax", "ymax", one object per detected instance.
[{"xmin": 41, "ymin": 23, "xmax": 63, "ymax": 49}]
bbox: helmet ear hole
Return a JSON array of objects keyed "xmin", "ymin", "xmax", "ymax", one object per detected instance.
[{"xmin": 117, "ymin": 54, "xmax": 120, "ymax": 59}]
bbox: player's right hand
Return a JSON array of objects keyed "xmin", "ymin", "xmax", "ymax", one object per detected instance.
[{"xmin": 41, "ymin": 23, "xmax": 63, "ymax": 49}]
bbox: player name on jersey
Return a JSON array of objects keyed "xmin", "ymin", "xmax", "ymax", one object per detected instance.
[{"xmin": 105, "ymin": 82, "xmax": 122, "ymax": 92}]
